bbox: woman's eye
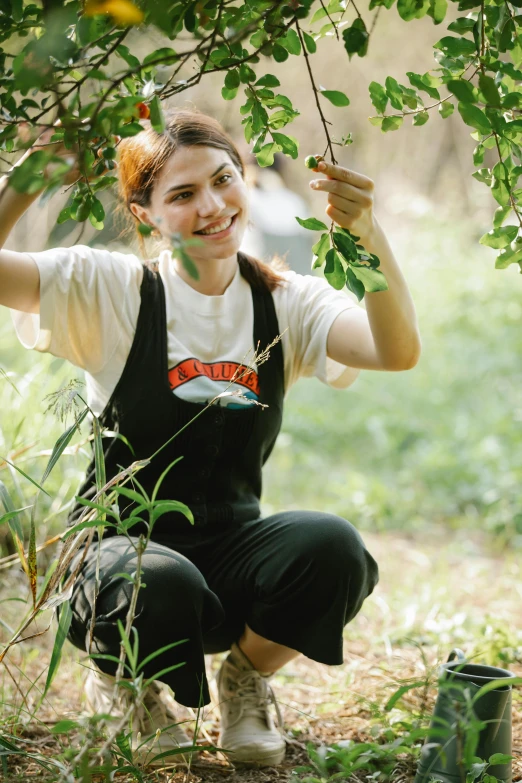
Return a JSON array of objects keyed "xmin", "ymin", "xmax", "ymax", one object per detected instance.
[
  {"xmin": 217, "ymin": 174, "xmax": 232, "ymax": 184},
  {"xmin": 172, "ymin": 191, "xmax": 191, "ymax": 202}
]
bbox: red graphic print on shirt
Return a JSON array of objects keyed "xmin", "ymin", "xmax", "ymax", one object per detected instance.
[{"xmin": 168, "ymin": 359, "xmax": 260, "ymax": 398}]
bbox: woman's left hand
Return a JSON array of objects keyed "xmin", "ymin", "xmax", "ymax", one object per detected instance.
[{"xmin": 309, "ymin": 160, "xmax": 376, "ymax": 246}]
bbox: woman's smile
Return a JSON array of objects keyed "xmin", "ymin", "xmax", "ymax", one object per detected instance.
[{"xmin": 194, "ymin": 213, "xmax": 239, "ymax": 238}]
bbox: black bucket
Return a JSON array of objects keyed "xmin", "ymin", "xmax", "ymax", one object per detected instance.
[{"xmin": 415, "ymin": 649, "xmax": 516, "ymax": 783}]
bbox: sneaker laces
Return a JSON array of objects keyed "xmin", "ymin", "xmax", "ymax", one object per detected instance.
[
  {"xmin": 137, "ymin": 683, "xmax": 190, "ymax": 744},
  {"xmin": 234, "ymin": 670, "xmax": 283, "ymax": 727}
]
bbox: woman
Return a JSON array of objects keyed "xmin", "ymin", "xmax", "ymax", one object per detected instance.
[{"xmin": 0, "ymin": 109, "xmax": 420, "ymax": 767}]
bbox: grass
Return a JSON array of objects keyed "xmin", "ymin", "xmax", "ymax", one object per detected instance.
[{"xmin": 1, "ymin": 214, "xmax": 522, "ymax": 780}]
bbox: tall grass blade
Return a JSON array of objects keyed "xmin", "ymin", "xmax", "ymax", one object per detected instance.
[
  {"xmin": 27, "ymin": 511, "xmax": 37, "ymax": 607},
  {"xmin": 0, "ymin": 506, "xmax": 32, "ymax": 526},
  {"xmin": 40, "ymin": 407, "xmax": 88, "ymax": 486},
  {"xmin": 1, "ymin": 456, "xmax": 50, "ymax": 496},
  {"xmin": 41, "ymin": 600, "xmax": 73, "ymax": 702},
  {"xmin": 92, "ymin": 415, "xmax": 106, "ymax": 492},
  {"xmin": 151, "ymin": 457, "xmax": 183, "ymax": 502},
  {"xmin": 0, "ymin": 480, "xmax": 24, "ymax": 540},
  {"xmin": 0, "ymin": 366, "xmax": 21, "ymax": 397}
]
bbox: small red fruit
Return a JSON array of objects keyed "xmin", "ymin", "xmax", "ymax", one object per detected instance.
[{"xmin": 136, "ymin": 102, "xmax": 150, "ymax": 120}]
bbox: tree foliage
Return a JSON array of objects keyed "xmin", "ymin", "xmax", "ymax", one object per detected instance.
[{"xmin": 1, "ymin": 0, "xmax": 522, "ymax": 284}]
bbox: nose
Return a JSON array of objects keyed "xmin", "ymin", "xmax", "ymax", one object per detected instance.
[{"xmin": 197, "ymin": 187, "xmax": 225, "ymax": 217}]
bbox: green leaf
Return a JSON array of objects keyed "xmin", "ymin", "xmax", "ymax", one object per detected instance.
[
  {"xmin": 406, "ymin": 72, "xmax": 441, "ymax": 100},
  {"xmin": 312, "ymin": 233, "xmax": 330, "ymax": 268},
  {"xmin": 491, "ymin": 176, "xmax": 511, "ymax": 206},
  {"xmin": 434, "ymin": 35, "xmax": 477, "ymax": 57},
  {"xmin": 324, "ymin": 249, "xmax": 346, "ymax": 290},
  {"xmin": 385, "ymin": 77, "xmax": 404, "ymax": 110},
  {"xmin": 51, "ymin": 718, "xmax": 78, "ymax": 735},
  {"xmin": 42, "ymin": 601, "xmax": 73, "ymax": 700},
  {"xmin": 413, "ymin": 110, "xmax": 429, "ymax": 126},
  {"xmin": 303, "ymin": 31, "xmax": 317, "ymax": 53},
  {"xmin": 279, "ymin": 29, "xmax": 301, "ymax": 56},
  {"xmin": 178, "ymin": 248, "xmax": 199, "ymax": 281},
  {"xmin": 342, "ymin": 19, "xmax": 369, "ymax": 59},
  {"xmin": 272, "ymin": 44, "xmax": 289, "ymax": 63},
  {"xmin": 148, "ymin": 96, "xmax": 165, "ymax": 133},
  {"xmin": 369, "ymin": 81, "xmax": 388, "ymax": 113},
  {"xmin": 333, "ymin": 230, "xmax": 358, "ymax": 261},
  {"xmin": 495, "ymin": 246, "xmax": 522, "ymax": 268},
  {"xmin": 479, "ymin": 225, "xmax": 518, "ymax": 248},
  {"xmin": 255, "ymin": 74, "xmax": 280, "ymax": 88},
  {"xmin": 382, "ymin": 116, "xmax": 404, "ymax": 132},
  {"xmin": 239, "ymin": 63, "xmax": 256, "ymax": 83},
  {"xmin": 1, "ymin": 456, "xmax": 49, "ymax": 497},
  {"xmin": 221, "ymin": 86, "xmax": 238, "ymax": 100},
  {"xmin": 319, "ymin": 89, "xmax": 350, "ymax": 107},
  {"xmin": 295, "ymin": 216, "xmax": 329, "ymax": 231},
  {"xmin": 310, "ymin": 6, "xmax": 328, "ymax": 23},
  {"xmin": 458, "ymin": 102, "xmax": 492, "ymax": 134},
  {"xmin": 428, "ymin": 0, "xmax": 448, "ymax": 24},
  {"xmin": 351, "ymin": 265, "xmax": 389, "ymax": 292},
  {"xmin": 447, "ymin": 17, "xmax": 476, "ymax": 34},
  {"xmin": 271, "ymin": 132, "xmax": 299, "ymax": 159},
  {"xmin": 0, "ymin": 480, "xmax": 24, "ymax": 542},
  {"xmin": 256, "ymin": 142, "xmax": 279, "ymax": 167},
  {"xmin": 398, "ymin": 0, "xmax": 430, "ymax": 21},
  {"xmin": 493, "ymin": 205, "xmax": 511, "ymax": 227},
  {"xmin": 385, "ymin": 681, "xmax": 426, "ymax": 711},
  {"xmin": 488, "ymin": 753, "xmax": 513, "ymax": 765},
  {"xmin": 345, "ymin": 267, "xmax": 366, "ymax": 300},
  {"xmin": 225, "ymin": 70, "xmax": 240, "ymax": 90},
  {"xmin": 478, "ymin": 74, "xmax": 501, "ymax": 108},
  {"xmin": 447, "ymin": 79, "xmax": 478, "ymax": 103},
  {"xmin": 439, "ymin": 100, "xmax": 455, "ymax": 118},
  {"xmin": 143, "ymin": 48, "xmax": 177, "ymax": 68},
  {"xmin": 41, "ymin": 409, "xmax": 89, "ymax": 486}
]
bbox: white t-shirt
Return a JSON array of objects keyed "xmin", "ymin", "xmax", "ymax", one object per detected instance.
[{"xmin": 10, "ymin": 245, "xmax": 360, "ymax": 416}]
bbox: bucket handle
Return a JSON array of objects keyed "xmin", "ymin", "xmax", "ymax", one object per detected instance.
[{"xmin": 447, "ymin": 648, "xmax": 466, "ymax": 663}]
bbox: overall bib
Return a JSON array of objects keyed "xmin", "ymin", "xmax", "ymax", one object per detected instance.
[{"xmin": 67, "ymin": 256, "xmax": 379, "ymax": 706}]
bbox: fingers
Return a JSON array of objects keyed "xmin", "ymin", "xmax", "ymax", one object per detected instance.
[
  {"xmin": 313, "ymin": 160, "xmax": 374, "ymax": 191},
  {"xmin": 311, "ymin": 178, "xmax": 374, "ymax": 208},
  {"xmin": 326, "ymin": 193, "xmax": 365, "ymax": 217}
]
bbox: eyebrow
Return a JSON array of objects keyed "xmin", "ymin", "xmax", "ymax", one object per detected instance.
[{"xmin": 163, "ymin": 163, "xmax": 230, "ymax": 197}]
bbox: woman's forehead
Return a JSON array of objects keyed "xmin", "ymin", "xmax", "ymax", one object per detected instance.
[{"xmin": 159, "ymin": 145, "xmax": 236, "ymax": 182}]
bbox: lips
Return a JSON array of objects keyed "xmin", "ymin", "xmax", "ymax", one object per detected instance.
[{"xmin": 194, "ymin": 214, "xmax": 237, "ymax": 235}]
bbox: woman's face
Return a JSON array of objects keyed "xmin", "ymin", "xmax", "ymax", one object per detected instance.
[{"xmin": 135, "ymin": 144, "xmax": 249, "ymax": 265}]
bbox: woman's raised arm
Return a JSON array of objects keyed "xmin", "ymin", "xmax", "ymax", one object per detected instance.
[{"xmin": 0, "ymin": 170, "xmax": 42, "ymax": 314}]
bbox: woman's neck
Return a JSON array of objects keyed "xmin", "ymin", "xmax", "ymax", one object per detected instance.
[{"xmin": 174, "ymin": 252, "xmax": 238, "ymax": 296}]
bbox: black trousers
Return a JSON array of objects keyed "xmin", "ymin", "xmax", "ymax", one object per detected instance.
[{"xmin": 67, "ymin": 511, "xmax": 379, "ymax": 707}]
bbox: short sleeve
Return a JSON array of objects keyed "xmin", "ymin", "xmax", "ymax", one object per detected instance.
[
  {"xmin": 274, "ymin": 270, "xmax": 361, "ymax": 391},
  {"xmin": 9, "ymin": 244, "xmax": 143, "ymax": 374}
]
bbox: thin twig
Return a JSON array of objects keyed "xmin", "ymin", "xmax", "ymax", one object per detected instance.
[
  {"xmin": 295, "ymin": 19, "xmax": 337, "ymax": 164},
  {"xmin": 319, "ymin": 0, "xmax": 340, "ymax": 40}
]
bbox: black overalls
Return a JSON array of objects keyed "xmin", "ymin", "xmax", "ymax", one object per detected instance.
[{"xmin": 67, "ymin": 255, "xmax": 379, "ymax": 707}]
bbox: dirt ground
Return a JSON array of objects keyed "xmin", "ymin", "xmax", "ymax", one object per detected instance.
[{"xmin": 1, "ymin": 530, "xmax": 521, "ymax": 782}]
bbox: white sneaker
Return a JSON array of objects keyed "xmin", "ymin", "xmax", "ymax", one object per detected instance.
[
  {"xmin": 216, "ymin": 643, "xmax": 286, "ymax": 767},
  {"xmin": 84, "ymin": 668, "xmax": 197, "ymax": 765}
]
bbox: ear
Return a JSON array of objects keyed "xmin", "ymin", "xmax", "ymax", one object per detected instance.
[{"xmin": 129, "ymin": 202, "xmax": 153, "ymax": 227}]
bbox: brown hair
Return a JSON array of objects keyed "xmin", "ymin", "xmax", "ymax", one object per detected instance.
[{"xmin": 117, "ymin": 108, "xmax": 287, "ymax": 293}]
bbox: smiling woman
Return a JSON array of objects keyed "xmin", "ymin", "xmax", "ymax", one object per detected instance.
[
  {"xmin": 117, "ymin": 109, "xmax": 283, "ymax": 296},
  {"xmin": 0, "ymin": 106, "xmax": 416, "ymax": 770}
]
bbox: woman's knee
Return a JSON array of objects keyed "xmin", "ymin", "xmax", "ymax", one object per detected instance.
[
  {"xmin": 69, "ymin": 539, "xmax": 216, "ymax": 649},
  {"xmin": 284, "ymin": 512, "xmax": 380, "ymax": 598}
]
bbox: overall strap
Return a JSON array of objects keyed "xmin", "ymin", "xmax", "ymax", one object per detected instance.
[{"xmin": 251, "ymin": 287, "xmax": 285, "ymax": 405}]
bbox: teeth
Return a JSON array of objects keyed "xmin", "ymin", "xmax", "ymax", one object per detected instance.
[{"xmin": 198, "ymin": 216, "xmax": 233, "ymax": 235}]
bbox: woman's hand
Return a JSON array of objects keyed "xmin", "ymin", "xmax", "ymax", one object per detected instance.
[
  {"xmin": 18, "ymin": 121, "xmax": 80, "ymax": 184},
  {"xmin": 309, "ymin": 161, "xmax": 376, "ymax": 246}
]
